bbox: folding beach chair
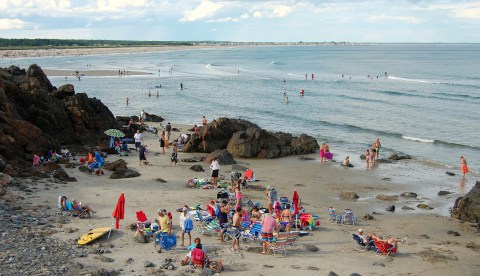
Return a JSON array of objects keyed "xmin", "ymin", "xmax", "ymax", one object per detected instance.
[
  {"xmin": 327, "ymin": 207, "xmax": 340, "ymax": 224},
  {"xmin": 244, "ymin": 169, "xmax": 255, "ymax": 182},
  {"xmin": 57, "ymin": 195, "xmax": 69, "ymax": 215},
  {"xmin": 190, "ymin": 248, "xmax": 207, "ymax": 269},
  {"xmin": 242, "ymin": 221, "xmax": 262, "ymax": 242},
  {"xmin": 373, "ymin": 238, "xmax": 397, "ymax": 257},
  {"xmin": 342, "ymin": 209, "xmax": 357, "ymax": 225},
  {"xmin": 353, "ymin": 234, "xmax": 374, "ymax": 251}
]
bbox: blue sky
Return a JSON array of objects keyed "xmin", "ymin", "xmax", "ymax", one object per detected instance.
[{"xmin": 0, "ymin": 0, "xmax": 479, "ymax": 42}]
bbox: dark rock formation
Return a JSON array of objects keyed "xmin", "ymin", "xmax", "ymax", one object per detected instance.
[
  {"xmin": 401, "ymin": 192, "xmax": 418, "ymax": 198},
  {"xmin": 385, "ymin": 205, "xmax": 395, "ymax": 212},
  {"xmin": 446, "ymin": 171, "xmax": 456, "ymax": 176},
  {"xmin": 204, "ymin": 149, "xmax": 236, "ymax": 165},
  {"xmin": 438, "ymin": 191, "xmax": 452, "ymax": 196},
  {"xmin": 53, "ymin": 168, "xmax": 77, "ymax": 182},
  {"xmin": 339, "ymin": 191, "xmax": 359, "ymax": 200},
  {"xmin": 183, "ymin": 117, "xmax": 318, "ymax": 158},
  {"xmin": 388, "ymin": 153, "xmax": 411, "ymax": 160},
  {"xmin": 417, "ymin": 204, "xmax": 433, "ymax": 210},
  {"xmin": 0, "ymin": 64, "xmax": 119, "ymax": 163},
  {"xmin": 103, "ymin": 159, "xmax": 127, "ymax": 171},
  {"xmin": 190, "ymin": 165, "xmax": 204, "ymax": 172},
  {"xmin": 451, "ymin": 181, "xmax": 480, "ymax": 223},
  {"xmin": 110, "ymin": 169, "xmax": 140, "ymax": 179}
]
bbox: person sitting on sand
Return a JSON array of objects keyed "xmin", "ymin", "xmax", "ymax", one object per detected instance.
[
  {"xmin": 181, "ymin": 238, "xmax": 207, "ymax": 266},
  {"xmin": 371, "ymin": 233, "xmax": 406, "ymax": 250},
  {"xmin": 356, "ymin": 228, "xmax": 373, "ymax": 246},
  {"xmin": 71, "ymin": 199, "xmax": 95, "ymax": 217},
  {"xmin": 343, "ymin": 156, "xmax": 350, "ymax": 167}
]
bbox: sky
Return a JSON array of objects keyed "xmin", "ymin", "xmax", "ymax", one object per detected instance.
[{"xmin": 0, "ymin": 0, "xmax": 479, "ymax": 42}]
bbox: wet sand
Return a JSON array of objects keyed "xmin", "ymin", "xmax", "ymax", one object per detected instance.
[{"xmin": 43, "ymin": 69, "xmax": 152, "ymax": 77}]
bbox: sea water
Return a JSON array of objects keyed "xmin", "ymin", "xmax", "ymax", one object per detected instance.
[{"xmin": 4, "ymin": 44, "xmax": 480, "ymax": 173}]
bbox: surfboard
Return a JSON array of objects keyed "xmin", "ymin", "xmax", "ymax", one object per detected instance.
[{"xmin": 78, "ymin": 227, "xmax": 111, "ymax": 245}]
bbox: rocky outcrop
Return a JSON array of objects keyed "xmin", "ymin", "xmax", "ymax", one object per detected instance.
[
  {"xmin": 204, "ymin": 149, "xmax": 236, "ymax": 165},
  {"xmin": 103, "ymin": 159, "xmax": 128, "ymax": 171},
  {"xmin": 183, "ymin": 117, "xmax": 318, "ymax": 158},
  {"xmin": 451, "ymin": 181, "xmax": 480, "ymax": 223},
  {"xmin": 0, "ymin": 65, "xmax": 119, "ymax": 162},
  {"xmin": 110, "ymin": 169, "xmax": 140, "ymax": 179},
  {"xmin": 388, "ymin": 153, "xmax": 412, "ymax": 160}
]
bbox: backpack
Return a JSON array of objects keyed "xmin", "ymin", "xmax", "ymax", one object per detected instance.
[{"xmin": 215, "ymin": 204, "xmax": 221, "ymax": 217}]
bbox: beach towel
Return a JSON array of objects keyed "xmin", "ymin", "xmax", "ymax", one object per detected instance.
[{"xmin": 183, "ymin": 218, "xmax": 194, "ymax": 233}]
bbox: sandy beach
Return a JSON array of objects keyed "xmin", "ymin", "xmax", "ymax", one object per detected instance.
[{"xmin": 17, "ymin": 122, "xmax": 478, "ymax": 275}]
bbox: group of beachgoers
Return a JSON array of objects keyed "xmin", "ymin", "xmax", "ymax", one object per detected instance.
[{"xmin": 365, "ymin": 138, "xmax": 382, "ymax": 167}]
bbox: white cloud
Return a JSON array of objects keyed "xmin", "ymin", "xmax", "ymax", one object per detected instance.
[
  {"xmin": 452, "ymin": 7, "xmax": 480, "ymax": 20},
  {"xmin": 367, "ymin": 15, "xmax": 424, "ymax": 24},
  {"xmin": 180, "ymin": 0, "xmax": 223, "ymax": 23},
  {"xmin": 0, "ymin": 18, "xmax": 28, "ymax": 30},
  {"xmin": 272, "ymin": 5, "xmax": 294, "ymax": 18}
]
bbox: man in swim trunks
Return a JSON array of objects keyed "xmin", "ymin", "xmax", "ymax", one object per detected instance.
[
  {"xmin": 231, "ymin": 206, "xmax": 243, "ymax": 251},
  {"xmin": 261, "ymin": 213, "xmax": 278, "ymax": 254}
]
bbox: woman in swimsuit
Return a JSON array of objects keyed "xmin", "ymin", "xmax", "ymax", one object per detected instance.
[
  {"xmin": 281, "ymin": 203, "xmax": 292, "ymax": 232},
  {"xmin": 234, "ymin": 181, "xmax": 242, "ymax": 209}
]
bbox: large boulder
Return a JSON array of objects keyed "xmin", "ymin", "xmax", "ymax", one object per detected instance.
[
  {"xmin": 0, "ymin": 65, "xmax": 120, "ymax": 162},
  {"xmin": 451, "ymin": 181, "xmax": 480, "ymax": 223},
  {"xmin": 339, "ymin": 191, "xmax": 359, "ymax": 200},
  {"xmin": 388, "ymin": 153, "xmax": 411, "ymax": 160},
  {"xmin": 53, "ymin": 168, "xmax": 77, "ymax": 182},
  {"xmin": 204, "ymin": 149, "xmax": 236, "ymax": 165},
  {"xmin": 183, "ymin": 117, "xmax": 318, "ymax": 159},
  {"xmin": 110, "ymin": 169, "xmax": 141, "ymax": 179},
  {"xmin": 103, "ymin": 159, "xmax": 128, "ymax": 171}
]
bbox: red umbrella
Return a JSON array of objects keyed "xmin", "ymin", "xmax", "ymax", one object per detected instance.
[
  {"xmin": 112, "ymin": 193, "xmax": 125, "ymax": 229},
  {"xmin": 292, "ymin": 190, "xmax": 299, "ymax": 215},
  {"xmin": 292, "ymin": 190, "xmax": 300, "ymax": 230}
]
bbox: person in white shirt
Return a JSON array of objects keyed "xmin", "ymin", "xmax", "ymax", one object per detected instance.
[
  {"xmin": 179, "ymin": 206, "xmax": 193, "ymax": 246},
  {"xmin": 210, "ymin": 157, "xmax": 220, "ymax": 187},
  {"xmin": 133, "ymin": 130, "xmax": 143, "ymax": 151}
]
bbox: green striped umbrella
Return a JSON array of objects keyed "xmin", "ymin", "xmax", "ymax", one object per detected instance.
[{"xmin": 104, "ymin": 129, "xmax": 125, "ymax": 138}]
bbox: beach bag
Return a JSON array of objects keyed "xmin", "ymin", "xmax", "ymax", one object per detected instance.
[
  {"xmin": 183, "ymin": 218, "xmax": 194, "ymax": 233},
  {"xmin": 209, "ymin": 259, "xmax": 224, "ymax": 273},
  {"xmin": 215, "ymin": 204, "xmax": 221, "ymax": 217},
  {"xmin": 159, "ymin": 233, "xmax": 176, "ymax": 250}
]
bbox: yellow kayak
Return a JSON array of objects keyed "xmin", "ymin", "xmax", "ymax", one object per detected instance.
[{"xmin": 78, "ymin": 227, "xmax": 111, "ymax": 245}]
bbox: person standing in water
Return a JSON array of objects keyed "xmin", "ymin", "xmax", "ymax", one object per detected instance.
[
  {"xmin": 460, "ymin": 156, "xmax": 469, "ymax": 178},
  {"xmin": 125, "ymin": 97, "xmax": 129, "ymax": 105},
  {"xmin": 180, "ymin": 83, "xmax": 183, "ymax": 90}
]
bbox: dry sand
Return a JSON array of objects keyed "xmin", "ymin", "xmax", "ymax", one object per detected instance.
[{"xmin": 27, "ymin": 122, "xmax": 479, "ymax": 275}]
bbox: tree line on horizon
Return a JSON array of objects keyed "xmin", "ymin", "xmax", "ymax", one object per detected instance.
[{"xmin": 0, "ymin": 38, "xmax": 196, "ymax": 49}]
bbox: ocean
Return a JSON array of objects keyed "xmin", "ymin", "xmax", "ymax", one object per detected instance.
[{"xmin": 4, "ymin": 44, "xmax": 480, "ymax": 173}]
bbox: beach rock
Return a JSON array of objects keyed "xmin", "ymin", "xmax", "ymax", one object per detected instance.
[
  {"xmin": 328, "ymin": 272, "xmax": 339, "ymax": 276},
  {"xmin": 299, "ymin": 156, "xmax": 315, "ymax": 161},
  {"xmin": 153, "ymin": 178, "xmax": 167, "ymax": 183},
  {"xmin": 0, "ymin": 187, "xmax": 6, "ymax": 196},
  {"xmin": 78, "ymin": 165, "xmax": 89, "ymax": 173},
  {"xmin": 103, "ymin": 159, "xmax": 127, "ymax": 171},
  {"xmin": 466, "ymin": 241, "xmax": 480, "ymax": 251},
  {"xmin": 52, "ymin": 84, "xmax": 75, "ymax": 99},
  {"xmin": 339, "ymin": 191, "xmax": 359, "ymax": 200},
  {"xmin": 446, "ymin": 171, "xmax": 456, "ymax": 176},
  {"xmin": 146, "ymin": 114, "xmax": 164, "ymax": 122},
  {"xmin": 183, "ymin": 117, "xmax": 318, "ymax": 158},
  {"xmin": 419, "ymin": 234, "xmax": 430, "ymax": 239},
  {"xmin": 307, "ymin": 266, "xmax": 319, "ymax": 271},
  {"xmin": 134, "ymin": 234, "xmax": 149, "ymax": 243},
  {"xmin": 0, "ymin": 173, "xmax": 14, "ymax": 186},
  {"xmin": 0, "ymin": 156, "xmax": 6, "ymax": 171},
  {"xmin": 385, "ymin": 205, "xmax": 395, "ymax": 212},
  {"xmin": 438, "ymin": 191, "xmax": 452, "ymax": 196},
  {"xmin": 110, "ymin": 169, "xmax": 140, "ymax": 179},
  {"xmin": 401, "ymin": 206, "xmax": 415, "ymax": 210},
  {"xmin": 53, "ymin": 168, "xmax": 77, "ymax": 182},
  {"xmin": 350, "ymin": 273, "xmax": 362, "ymax": 276},
  {"xmin": 303, "ymin": 244, "xmax": 319, "ymax": 252},
  {"xmin": 417, "ymin": 204, "xmax": 434, "ymax": 210},
  {"xmin": 144, "ymin": 261, "xmax": 155, "ymax": 268},
  {"xmin": 204, "ymin": 149, "xmax": 236, "ymax": 165},
  {"xmin": 376, "ymin": 194, "xmax": 398, "ymax": 201},
  {"xmin": 377, "ymin": 158, "xmax": 393, "ymax": 164},
  {"xmin": 0, "ymin": 65, "xmax": 120, "ymax": 163},
  {"xmin": 388, "ymin": 153, "xmax": 411, "ymax": 160},
  {"xmin": 363, "ymin": 213, "xmax": 374, "ymax": 220},
  {"xmin": 190, "ymin": 165, "xmax": 204, "ymax": 172},
  {"xmin": 381, "ymin": 177, "xmax": 392, "ymax": 181},
  {"xmin": 359, "ymin": 154, "xmax": 366, "ymax": 160},
  {"xmin": 451, "ymin": 181, "xmax": 480, "ymax": 223},
  {"xmin": 401, "ymin": 192, "xmax": 418, "ymax": 198},
  {"xmin": 2, "ymin": 192, "xmax": 15, "ymax": 203},
  {"xmin": 447, "ymin": 230, "xmax": 460, "ymax": 236},
  {"xmin": 340, "ymin": 163, "xmax": 354, "ymax": 168},
  {"xmin": 181, "ymin": 156, "xmax": 205, "ymax": 163}
]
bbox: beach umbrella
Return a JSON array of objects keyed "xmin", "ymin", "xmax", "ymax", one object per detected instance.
[
  {"xmin": 109, "ymin": 193, "xmax": 125, "ymax": 238},
  {"xmin": 292, "ymin": 190, "xmax": 300, "ymax": 230},
  {"xmin": 104, "ymin": 129, "xmax": 125, "ymax": 138}
]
